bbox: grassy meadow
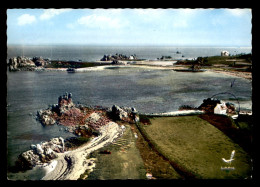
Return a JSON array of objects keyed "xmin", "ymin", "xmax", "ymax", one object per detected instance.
[{"xmin": 138, "ymin": 115, "xmax": 252, "ymax": 179}]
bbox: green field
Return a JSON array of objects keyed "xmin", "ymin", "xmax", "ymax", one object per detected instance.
[
  {"xmin": 87, "ymin": 124, "xmax": 147, "ymax": 180},
  {"xmin": 138, "ymin": 115, "xmax": 252, "ymax": 179},
  {"xmin": 45, "ymin": 61, "xmax": 111, "ymax": 69},
  {"xmin": 176, "ymin": 54, "xmax": 252, "ymax": 70}
]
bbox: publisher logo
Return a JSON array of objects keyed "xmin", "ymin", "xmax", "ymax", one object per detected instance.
[{"xmin": 221, "ymin": 150, "xmax": 235, "ymax": 171}]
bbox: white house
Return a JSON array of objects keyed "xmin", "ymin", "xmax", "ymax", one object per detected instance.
[
  {"xmin": 221, "ymin": 51, "xmax": 230, "ymax": 56},
  {"xmin": 214, "ymin": 102, "xmax": 227, "ymax": 115},
  {"xmin": 129, "ymin": 55, "xmax": 134, "ymax": 60}
]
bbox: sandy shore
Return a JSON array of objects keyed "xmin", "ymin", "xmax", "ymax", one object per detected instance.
[
  {"xmin": 42, "ymin": 122, "xmax": 122, "ymax": 180},
  {"xmin": 208, "ymin": 69, "xmax": 252, "ymax": 80},
  {"xmin": 140, "ymin": 110, "xmax": 205, "ymax": 116},
  {"xmin": 74, "ymin": 64, "xmax": 177, "ymax": 72},
  {"xmin": 132, "ymin": 60, "xmax": 177, "ymax": 66},
  {"xmin": 95, "ymin": 60, "xmax": 177, "ymax": 66},
  {"xmin": 38, "ymin": 63, "xmax": 252, "ymax": 80}
]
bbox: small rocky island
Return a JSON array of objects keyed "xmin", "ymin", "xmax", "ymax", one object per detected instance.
[
  {"xmin": 7, "ymin": 54, "xmax": 139, "ymax": 72},
  {"xmin": 37, "ymin": 92, "xmax": 138, "ymax": 129},
  {"xmin": 8, "ymin": 56, "xmax": 50, "ymax": 71},
  {"xmin": 7, "ymin": 56, "xmax": 97, "ymax": 71},
  {"xmin": 100, "ymin": 53, "xmax": 138, "ymax": 61}
]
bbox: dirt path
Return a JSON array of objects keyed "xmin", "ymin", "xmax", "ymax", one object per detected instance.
[
  {"xmin": 42, "ymin": 122, "xmax": 122, "ymax": 180},
  {"xmin": 87, "ymin": 124, "xmax": 147, "ymax": 180}
]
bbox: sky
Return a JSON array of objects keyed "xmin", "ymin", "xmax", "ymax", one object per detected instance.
[{"xmin": 7, "ymin": 8, "xmax": 252, "ymax": 47}]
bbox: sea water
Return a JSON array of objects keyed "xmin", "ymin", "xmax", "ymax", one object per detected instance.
[
  {"xmin": 6, "ymin": 45, "xmax": 252, "ymax": 178},
  {"xmin": 7, "ymin": 45, "xmax": 252, "ymax": 61}
]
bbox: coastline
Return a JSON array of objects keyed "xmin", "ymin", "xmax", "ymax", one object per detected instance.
[
  {"xmin": 8, "ymin": 109, "xmax": 206, "ymax": 180},
  {"xmin": 7, "ymin": 50, "xmax": 252, "ymax": 180},
  {"xmin": 8, "ymin": 55, "xmax": 252, "ymax": 81},
  {"xmin": 208, "ymin": 69, "xmax": 252, "ymax": 80},
  {"xmin": 42, "ymin": 122, "xmax": 122, "ymax": 180},
  {"xmin": 7, "ymin": 93, "xmax": 252, "ymax": 180},
  {"xmin": 38, "ymin": 110, "xmax": 204, "ymax": 180},
  {"xmin": 35, "ymin": 63, "xmax": 252, "ymax": 80}
]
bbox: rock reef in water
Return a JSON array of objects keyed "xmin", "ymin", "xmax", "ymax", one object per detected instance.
[
  {"xmin": 37, "ymin": 109, "xmax": 56, "ymax": 126},
  {"xmin": 32, "ymin": 56, "xmax": 49, "ymax": 67},
  {"xmin": 8, "ymin": 56, "xmax": 49, "ymax": 71},
  {"xmin": 100, "ymin": 53, "xmax": 137, "ymax": 61},
  {"xmin": 37, "ymin": 93, "xmax": 138, "ymax": 133},
  {"xmin": 8, "ymin": 56, "xmax": 36, "ymax": 71},
  {"xmin": 16, "ymin": 137, "xmax": 65, "ymax": 170},
  {"xmin": 37, "ymin": 93, "xmax": 138, "ymax": 128},
  {"xmin": 37, "ymin": 92, "xmax": 76, "ymax": 126}
]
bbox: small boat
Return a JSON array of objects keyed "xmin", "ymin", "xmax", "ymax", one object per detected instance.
[
  {"xmin": 67, "ymin": 68, "xmax": 76, "ymax": 72},
  {"xmin": 176, "ymin": 51, "xmax": 181, "ymax": 54}
]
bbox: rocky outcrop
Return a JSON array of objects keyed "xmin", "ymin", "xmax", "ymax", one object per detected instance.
[
  {"xmin": 111, "ymin": 60, "xmax": 128, "ymax": 65},
  {"xmin": 37, "ymin": 92, "xmax": 75, "ymax": 126},
  {"xmin": 16, "ymin": 93, "xmax": 140, "ymax": 174},
  {"xmin": 37, "ymin": 109, "xmax": 56, "ymax": 125},
  {"xmin": 32, "ymin": 56, "xmax": 49, "ymax": 67},
  {"xmin": 112, "ymin": 105, "xmax": 129, "ymax": 120},
  {"xmin": 37, "ymin": 93, "xmax": 120, "ymax": 137},
  {"xmin": 8, "ymin": 58, "xmax": 18, "ymax": 71},
  {"xmin": 57, "ymin": 92, "xmax": 75, "ymax": 114},
  {"xmin": 100, "ymin": 53, "xmax": 137, "ymax": 61},
  {"xmin": 8, "ymin": 56, "xmax": 49, "ymax": 71},
  {"xmin": 111, "ymin": 105, "xmax": 137, "ymax": 123},
  {"xmin": 159, "ymin": 56, "xmax": 173, "ymax": 60},
  {"xmin": 17, "ymin": 137, "xmax": 65, "ymax": 170},
  {"xmin": 8, "ymin": 56, "xmax": 36, "ymax": 71},
  {"xmin": 37, "ymin": 93, "xmax": 138, "ymax": 132}
]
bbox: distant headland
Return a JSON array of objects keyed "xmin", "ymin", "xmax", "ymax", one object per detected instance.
[{"xmin": 7, "ymin": 52, "xmax": 252, "ymax": 80}]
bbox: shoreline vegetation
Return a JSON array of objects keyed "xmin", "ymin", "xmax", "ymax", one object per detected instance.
[{"xmin": 7, "ymin": 53, "xmax": 252, "ymax": 80}]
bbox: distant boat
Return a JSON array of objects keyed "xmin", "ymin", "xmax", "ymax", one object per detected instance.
[
  {"xmin": 67, "ymin": 68, "xmax": 76, "ymax": 72},
  {"xmin": 176, "ymin": 51, "xmax": 181, "ymax": 54}
]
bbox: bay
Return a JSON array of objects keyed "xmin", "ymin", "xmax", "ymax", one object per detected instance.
[{"xmin": 6, "ymin": 45, "xmax": 252, "ymax": 177}]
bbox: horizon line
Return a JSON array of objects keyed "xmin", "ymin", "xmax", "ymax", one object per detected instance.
[{"xmin": 7, "ymin": 43, "xmax": 252, "ymax": 48}]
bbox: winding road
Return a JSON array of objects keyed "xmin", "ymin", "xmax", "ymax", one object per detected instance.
[{"xmin": 42, "ymin": 122, "xmax": 122, "ymax": 180}]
